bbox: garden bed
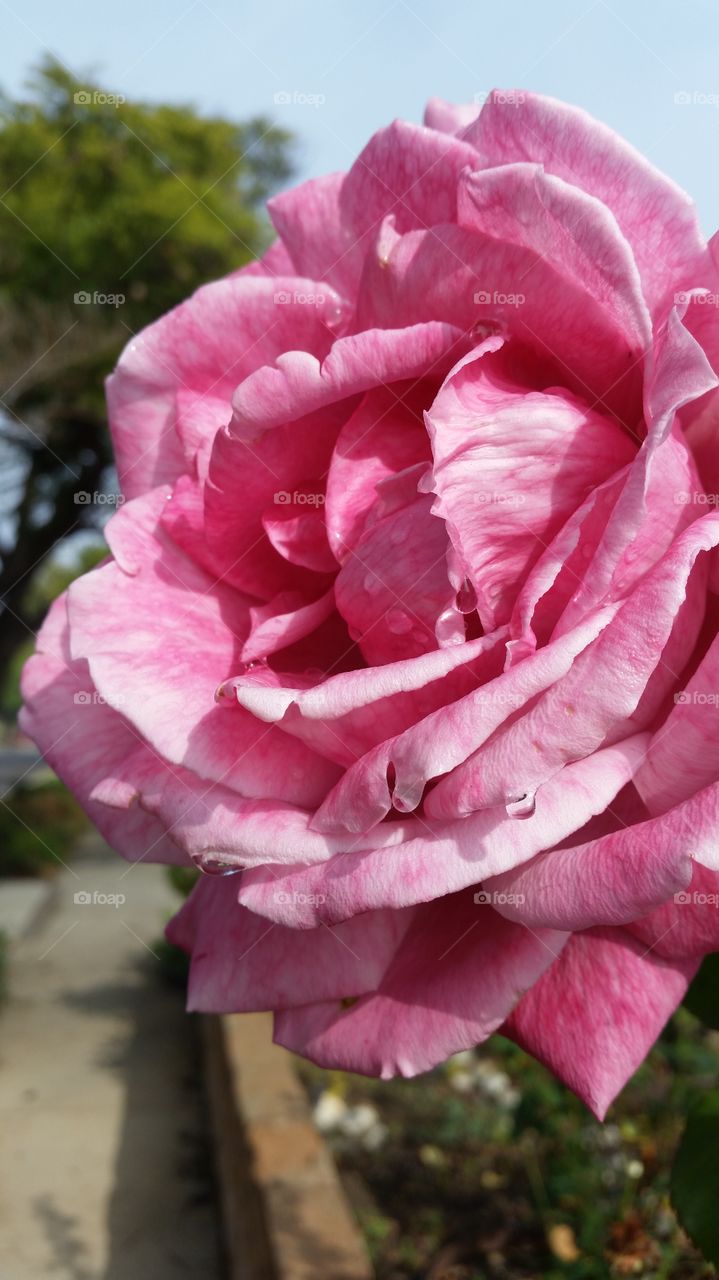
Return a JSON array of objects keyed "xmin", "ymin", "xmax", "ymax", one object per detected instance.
[{"xmin": 297, "ymin": 1014, "xmax": 718, "ymax": 1279}]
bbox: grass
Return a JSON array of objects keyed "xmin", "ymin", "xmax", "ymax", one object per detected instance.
[{"xmin": 297, "ymin": 1011, "xmax": 719, "ymax": 1279}]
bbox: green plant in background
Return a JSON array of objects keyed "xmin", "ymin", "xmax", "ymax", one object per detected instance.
[
  {"xmin": 0, "ymin": 779, "xmax": 88, "ymax": 877},
  {"xmin": 299, "ymin": 1005, "xmax": 719, "ymax": 1279},
  {"xmin": 669, "ymin": 954, "xmax": 719, "ymax": 1270},
  {"xmin": 0, "ymin": 57, "xmax": 293, "ymax": 681},
  {"xmin": 166, "ymin": 864, "xmax": 200, "ymax": 900}
]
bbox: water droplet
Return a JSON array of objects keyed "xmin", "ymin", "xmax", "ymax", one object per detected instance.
[
  {"xmin": 386, "ymin": 609, "xmax": 412, "ymax": 636},
  {"xmin": 435, "ymin": 606, "xmax": 465, "ymax": 647},
  {"xmin": 456, "ymin": 578, "xmax": 477, "ymax": 614},
  {"xmin": 363, "ymin": 572, "xmax": 383, "ymax": 597},
  {"xmin": 197, "ymin": 856, "xmax": 242, "ymax": 877},
  {"xmin": 392, "ymin": 777, "xmax": 423, "ymax": 813},
  {"xmin": 232, "ymin": 658, "xmax": 268, "ymax": 678},
  {"xmin": 505, "ymin": 792, "xmax": 536, "ymax": 819},
  {"xmin": 214, "ymin": 679, "xmax": 237, "ymax": 704}
]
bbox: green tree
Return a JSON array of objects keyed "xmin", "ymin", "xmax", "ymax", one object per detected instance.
[{"xmin": 0, "ymin": 57, "xmax": 293, "ymax": 689}]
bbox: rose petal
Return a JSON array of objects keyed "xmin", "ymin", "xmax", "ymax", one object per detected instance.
[
  {"xmin": 274, "ymin": 891, "xmax": 566, "ymax": 1077},
  {"xmin": 502, "ymin": 927, "xmax": 697, "ymax": 1118}
]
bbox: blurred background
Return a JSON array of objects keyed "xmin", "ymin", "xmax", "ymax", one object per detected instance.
[{"xmin": 1, "ymin": 3, "xmax": 719, "ymax": 1277}]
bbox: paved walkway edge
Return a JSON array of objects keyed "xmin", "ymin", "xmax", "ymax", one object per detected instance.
[
  {"xmin": 203, "ymin": 1012, "xmax": 373, "ymax": 1280},
  {"xmin": 0, "ymin": 878, "xmax": 57, "ymax": 943}
]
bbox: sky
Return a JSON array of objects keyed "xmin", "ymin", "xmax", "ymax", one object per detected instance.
[{"xmin": 1, "ymin": 0, "xmax": 719, "ymax": 233}]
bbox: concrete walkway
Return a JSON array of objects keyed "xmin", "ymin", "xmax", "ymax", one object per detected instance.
[{"xmin": 0, "ymin": 836, "xmax": 223, "ymax": 1280}]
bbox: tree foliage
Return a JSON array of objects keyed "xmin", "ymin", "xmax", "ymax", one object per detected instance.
[{"xmin": 0, "ymin": 58, "xmax": 294, "ymax": 687}]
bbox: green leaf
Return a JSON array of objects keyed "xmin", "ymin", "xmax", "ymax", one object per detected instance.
[
  {"xmin": 683, "ymin": 952, "xmax": 719, "ymax": 1029},
  {"xmin": 671, "ymin": 1094, "xmax": 719, "ymax": 1267}
]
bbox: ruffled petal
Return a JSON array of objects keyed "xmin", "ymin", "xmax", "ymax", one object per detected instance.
[
  {"xmin": 107, "ymin": 274, "xmax": 341, "ymax": 499},
  {"xmin": 168, "ymin": 876, "xmax": 414, "ymax": 1012},
  {"xmin": 466, "ymin": 89, "xmax": 709, "ymax": 317},
  {"xmin": 237, "ymin": 737, "xmax": 648, "ymax": 926},
  {"xmin": 273, "ymin": 891, "xmax": 566, "ymax": 1077},
  {"xmin": 426, "ymin": 343, "xmax": 635, "ymax": 628},
  {"xmin": 19, "ymin": 596, "xmax": 184, "ymax": 865},
  {"xmin": 503, "ymin": 927, "xmax": 697, "ymax": 1118},
  {"xmin": 427, "ymin": 514, "xmax": 719, "ymax": 819},
  {"xmin": 68, "ymin": 490, "xmax": 340, "ymax": 807}
]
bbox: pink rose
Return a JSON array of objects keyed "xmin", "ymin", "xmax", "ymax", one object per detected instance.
[{"xmin": 21, "ymin": 91, "xmax": 719, "ymax": 1117}]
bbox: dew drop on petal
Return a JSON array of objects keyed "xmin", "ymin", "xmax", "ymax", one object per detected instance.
[
  {"xmin": 505, "ymin": 792, "xmax": 536, "ymax": 819},
  {"xmin": 197, "ymin": 856, "xmax": 242, "ymax": 878},
  {"xmin": 392, "ymin": 778, "xmax": 423, "ymax": 813},
  {"xmin": 435, "ymin": 605, "xmax": 465, "ymax": 646},
  {"xmin": 456, "ymin": 578, "xmax": 477, "ymax": 614}
]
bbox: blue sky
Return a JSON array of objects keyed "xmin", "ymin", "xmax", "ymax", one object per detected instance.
[{"xmin": 1, "ymin": 0, "xmax": 719, "ymax": 231}]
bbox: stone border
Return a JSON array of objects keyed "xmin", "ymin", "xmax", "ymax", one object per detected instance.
[{"xmin": 203, "ymin": 1011, "xmax": 374, "ymax": 1280}]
